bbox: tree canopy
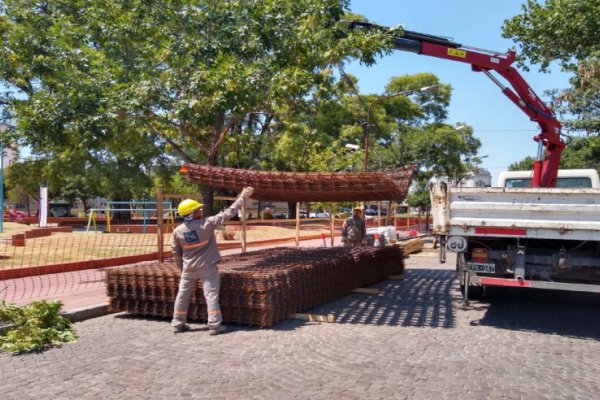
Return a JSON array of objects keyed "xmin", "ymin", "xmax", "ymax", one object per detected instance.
[
  {"xmin": 503, "ymin": 0, "xmax": 600, "ymax": 135},
  {"xmin": 0, "ymin": 1, "xmax": 483, "ymax": 214},
  {"xmin": 0, "ymin": 0, "xmax": 392, "ymax": 210}
]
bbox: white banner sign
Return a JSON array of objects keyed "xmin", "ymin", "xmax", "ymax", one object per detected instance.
[{"xmin": 39, "ymin": 186, "xmax": 48, "ymax": 227}]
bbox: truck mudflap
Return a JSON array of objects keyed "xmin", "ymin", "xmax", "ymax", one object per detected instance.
[{"xmin": 479, "ymin": 277, "xmax": 600, "ymax": 293}]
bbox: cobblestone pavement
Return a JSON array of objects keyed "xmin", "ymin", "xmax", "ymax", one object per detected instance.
[{"xmin": 2, "ymin": 250, "xmax": 600, "ymax": 399}]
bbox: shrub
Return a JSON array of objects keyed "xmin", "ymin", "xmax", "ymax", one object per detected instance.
[{"xmin": 0, "ymin": 300, "xmax": 77, "ymax": 353}]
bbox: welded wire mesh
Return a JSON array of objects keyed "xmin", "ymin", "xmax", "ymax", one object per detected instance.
[
  {"xmin": 106, "ymin": 246, "xmax": 405, "ymax": 327},
  {"xmin": 181, "ymin": 164, "xmax": 416, "ymax": 202}
]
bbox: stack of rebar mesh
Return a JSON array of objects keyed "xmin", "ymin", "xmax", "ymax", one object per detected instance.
[
  {"xmin": 179, "ymin": 164, "xmax": 416, "ymax": 202},
  {"xmin": 106, "ymin": 246, "xmax": 404, "ymax": 327}
]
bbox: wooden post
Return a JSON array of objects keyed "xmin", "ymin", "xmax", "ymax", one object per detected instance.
[
  {"xmin": 295, "ymin": 202, "xmax": 300, "ymax": 248},
  {"xmin": 330, "ymin": 212, "xmax": 335, "ymax": 247},
  {"xmin": 156, "ymin": 187, "xmax": 164, "ymax": 262},
  {"xmin": 106, "ymin": 206, "xmax": 111, "ymax": 233},
  {"xmin": 241, "ymin": 199, "xmax": 247, "ymax": 253}
]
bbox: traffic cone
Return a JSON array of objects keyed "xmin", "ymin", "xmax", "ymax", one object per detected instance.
[
  {"xmin": 373, "ymin": 233, "xmax": 381, "ymax": 247},
  {"xmin": 320, "ymin": 233, "xmax": 327, "ymax": 247}
]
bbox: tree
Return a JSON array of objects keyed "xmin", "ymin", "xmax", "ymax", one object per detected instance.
[
  {"xmin": 4, "ymin": 160, "xmax": 46, "ymax": 215},
  {"xmin": 559, "ymin": 136, "xmax": 600, "ymax": 171},
  {"xmin": 502, "ymin": 0, "xmax": 600, "ymax": 133},
  {"xmin": 508, "ymin": 156, "xmax": 535, "ymax": 171},
  {"xmin": 0, "ymin": 1, "xmax": 393, "ymax": 212}
]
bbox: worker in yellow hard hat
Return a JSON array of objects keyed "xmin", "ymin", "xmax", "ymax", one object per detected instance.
[
  {"xmin": 341, "ymin": 206, "xmax": 366, "ymax": 248},
  {"xmin": 177, "ymin": 199, "xmax": 203, "ymax": 219},
  {"xmin": 171, "ymin": 187, "xmax": 254, "ymax": 335}
]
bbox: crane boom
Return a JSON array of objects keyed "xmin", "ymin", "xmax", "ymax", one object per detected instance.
[{"xmin": 349, "ymin": 21, "xmax": 565, "ymax": 188}]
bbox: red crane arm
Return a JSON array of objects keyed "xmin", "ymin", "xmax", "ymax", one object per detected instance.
[{"xmin": 349, "ymin": 22, "xmax": 565, "ymax": 188}]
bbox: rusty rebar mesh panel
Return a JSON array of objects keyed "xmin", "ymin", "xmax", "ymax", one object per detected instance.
[
  {"xmin": 180, "ymin": 164, "xmax": 416, "ymax": 202},
  {"xmin": 106, "ymin": 247, "xmax": 405, "ymax": 327}
]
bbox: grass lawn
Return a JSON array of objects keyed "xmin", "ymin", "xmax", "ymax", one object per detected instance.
[
  {"xmin": 0, "ymin": 223, "xmax": 330, "ymax": 269},
  {"xmin": 0, "ymin": 222, "xmax": 35, "ymax": 239}
]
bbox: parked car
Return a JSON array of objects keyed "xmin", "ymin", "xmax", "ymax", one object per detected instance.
[
  {"xmin": 3, "ymin": 206, "xmax": 27, "ymax": 223},
  {"xmin": 309, "ymin": 212, "xmax": 330, "ymax": 218},
  {"xmin": 49, "ymin": 203, "xmax": 72, "ymax": 217},
  {"xmin": 365, "ymin": 208, "xmax": 387, "ymax": 216},
  {"xmin": 274, "ymin": 211, "xmax": 308, "ymax": 219}
]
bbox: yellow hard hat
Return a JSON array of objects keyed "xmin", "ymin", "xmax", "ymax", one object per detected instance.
[
  {"xmin": 178, "ymin": 199, "xmax": 203, "ymax": 216},
  {"xmin": 353, "ymin": 206, "xmax": 362, "ymax": 212}
]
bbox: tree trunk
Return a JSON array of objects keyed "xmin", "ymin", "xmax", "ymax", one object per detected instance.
[
  {"xmin": 111, "ymin": 197, "xmax": 133, "ymax": 224},
  {"xmin": 203, "ymin": 112, "xmax": 227, "ymax": 215},
  {"xmin": 384, "ymin": 200, "xmax": 392, "ymax": 226},
  {"xmin": 288, "ymin": 202, "xmax": 296, "ymax": 219}
]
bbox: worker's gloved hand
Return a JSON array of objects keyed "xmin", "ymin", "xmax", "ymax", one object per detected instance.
[{"xmin": 240, "ymin": 186, "xmax": 254, "ymax": 200}]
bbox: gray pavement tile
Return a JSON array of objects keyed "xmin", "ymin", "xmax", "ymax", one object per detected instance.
[{"xmin": 2, "ymin": 252, "xmax": 600, "ymax": 399}]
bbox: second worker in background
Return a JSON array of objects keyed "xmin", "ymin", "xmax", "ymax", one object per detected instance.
[{"xmin": 341, "ymin": 207, "xmax": 366, "ymax": 248}]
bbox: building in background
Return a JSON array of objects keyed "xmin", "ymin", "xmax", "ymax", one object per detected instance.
[
  {"xmin": 2, "ymin": 143, "xmax": 18, "ymax": 168},
  {"xmin": 456, "ymin": 169, "xmax": 492, "ymax": 188}
]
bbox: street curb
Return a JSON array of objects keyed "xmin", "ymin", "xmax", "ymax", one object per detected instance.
[
  {"xmin": 62, "ymin": 303, "xmax": 112, "ymax": 323},
  {"xmin": 0, "ymin": 304, "xmax": 111, "ymax": 336}
]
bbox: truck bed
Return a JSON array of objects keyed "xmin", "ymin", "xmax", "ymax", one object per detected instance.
[{"xmin": 431, "ymin": 184, "xmax": 600, "ymax": 241}]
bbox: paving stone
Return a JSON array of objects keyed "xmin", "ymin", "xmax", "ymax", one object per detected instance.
[{"xmin": 2, "ymin": 252, "xmax": 600, "ymax": 398}]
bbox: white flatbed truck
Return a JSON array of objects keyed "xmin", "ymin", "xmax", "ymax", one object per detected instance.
[{"xmin": 431, "ymin": 169, "xmax": 600, "ymax": 299}]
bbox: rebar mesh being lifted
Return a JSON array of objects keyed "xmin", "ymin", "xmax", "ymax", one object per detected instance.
[
  {"xmin": 180, "ymin": 164, "xmax": 416, "ymax": 202},
  {"xmin": 106, "ymin": 246, "xmax": 405, "ymax": 327}
]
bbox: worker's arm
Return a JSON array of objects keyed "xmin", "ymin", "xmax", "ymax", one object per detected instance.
[
  {"xmin": 172, "ymin": 233, "xmax": 184, "ymax": 269},
  {"xmin": 341, "ymin": 219, "xmax": 348, "ymax": 242},
  {"xmin": 207, "ymin": 187, "xmax": 254, "ymax": 227}
]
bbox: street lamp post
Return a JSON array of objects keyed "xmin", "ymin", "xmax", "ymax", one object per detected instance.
[{"xmin": 364, "ymin": 86, "xmax": 437, "ymax": 172}]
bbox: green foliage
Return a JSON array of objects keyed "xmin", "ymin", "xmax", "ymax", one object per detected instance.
[
  {"xmin": 559, "ymin": 136, "xmax": 600, "ymax": 170},
  {"xmin": 4, "ymin": 160, "xmax": 46, "ymax": 203},
  {"xmin": 503, "ymin": 0, "xmax": 600, "ymax": 72},
  {"xmin": 508, "ymin": 156, "xmax": 536, "ymax": 171},
  {"xmin": 503, "ymin": 0, "xmax": 600, "ymax": 135},
  {"xmin": 0, "ymin": 0, "xmax": 391, "ymax": 209},
  {"xmin": 406, "ymin": 177, "xmax": 431, "ymax": 211},
  {"xmin": 0, "ymin": 300, "xmax": 77, "ymax": 354}
]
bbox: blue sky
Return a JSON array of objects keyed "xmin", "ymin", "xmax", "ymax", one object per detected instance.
[{"xmin": 347, "ymin": 0, "xmax": 571, "ymax": 184}]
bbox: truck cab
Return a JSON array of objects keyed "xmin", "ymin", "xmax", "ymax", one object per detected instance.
[{"xmin": 497, "ymin": 169, "xmax": 600, "ymax": 189}]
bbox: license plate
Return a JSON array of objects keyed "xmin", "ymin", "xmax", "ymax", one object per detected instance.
[{"xmin": 466, "ymin": 262, "xmax": 495, "ymax": 274}]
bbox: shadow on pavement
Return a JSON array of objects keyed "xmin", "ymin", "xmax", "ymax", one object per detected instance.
[
  {"xmin": 469, "ymin": 287, "xmax": 600, "ymax": 340},
  {"xmin": 110, "ymin": 268, "xmax": 459, "ymax": 330},
  {"xmin": 307, "ymin": 268, "xmax": 459, "ymax": 328}
]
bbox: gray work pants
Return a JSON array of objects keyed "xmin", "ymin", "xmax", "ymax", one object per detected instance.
[{"xmin": 171, "ymin": 264, "xmax": 222, "ymax": 329}]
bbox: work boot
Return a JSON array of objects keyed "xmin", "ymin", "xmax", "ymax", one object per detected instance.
[
  {"xmin": 208, "ymin": 325, "xmax": 227, "ymax": 335},
  {"xmin": 172, "ymin": 323, "xmax": 190, "ymax": 334}
]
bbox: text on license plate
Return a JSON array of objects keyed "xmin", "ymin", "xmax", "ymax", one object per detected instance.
[{"xmin": 466, "ymin": 262, "xmax": 495, "ymax": 273}]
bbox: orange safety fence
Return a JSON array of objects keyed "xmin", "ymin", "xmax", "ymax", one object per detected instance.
[
  {"xmin": 0, "ymin": 232, "xmax": 162, "ymax": 305},
  {"xmin": 0, "ymin": 219, "xmax": 428, "ymax": 306}
]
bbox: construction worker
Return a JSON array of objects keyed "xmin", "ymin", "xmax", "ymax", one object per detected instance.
[
  {"xmin": 341, "ymin": 207, "xmax": 366, "ymax": 247},
  {"xmin": 171, "ymin": 187, "xmax": 254, "ymax": 334}
]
